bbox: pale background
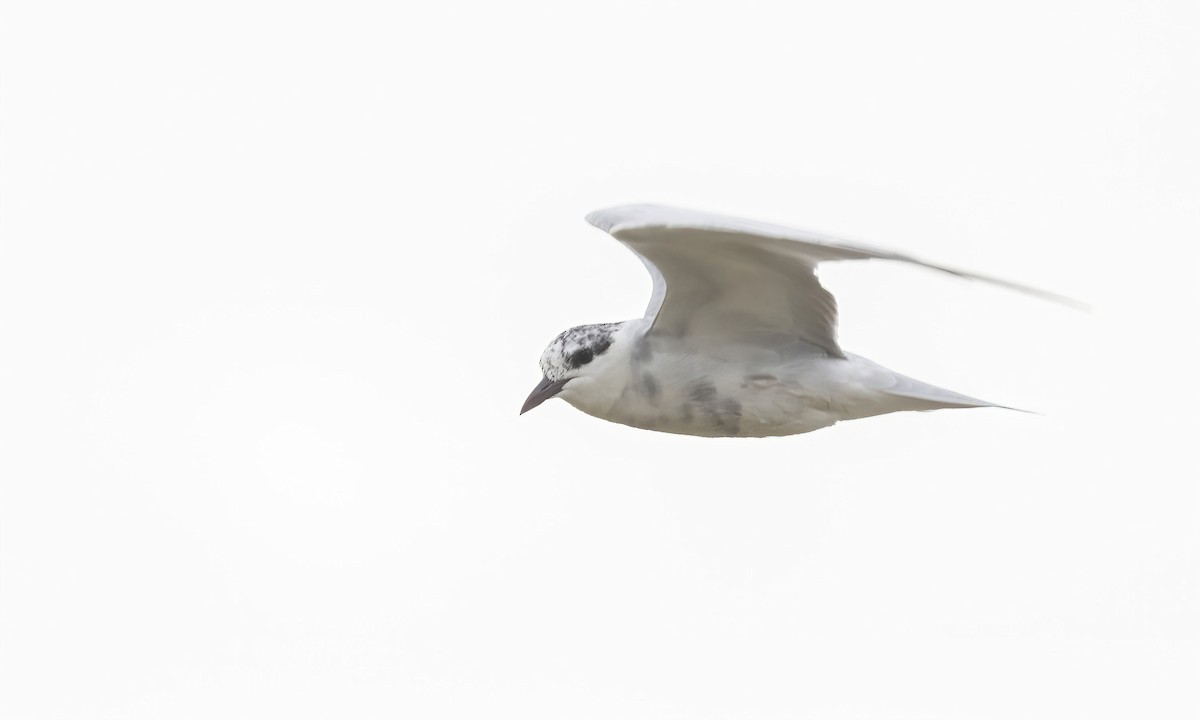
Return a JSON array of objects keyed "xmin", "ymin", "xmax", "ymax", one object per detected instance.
[{"xmin": 1, "ymin": 1, "xmax": 1197, "ymax": 718}]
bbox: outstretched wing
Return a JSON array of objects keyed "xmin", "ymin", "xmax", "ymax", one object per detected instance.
[{"xmin": 586, "ymin": 204, "xmax": 1076, "ymax": 358}]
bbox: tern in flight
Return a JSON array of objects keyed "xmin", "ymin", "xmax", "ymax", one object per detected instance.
[{"xmin": 521, "ymin": 204, "xmax": 1073, "ymax": 437}]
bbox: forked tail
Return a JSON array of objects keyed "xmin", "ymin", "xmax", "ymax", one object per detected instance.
[{"xmin": 848, "ymin": 354, "xmax": 1031, "ymax": 414}]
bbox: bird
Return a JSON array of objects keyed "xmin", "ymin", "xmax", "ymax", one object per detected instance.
[{"xmin": 521, "ymin": 204, "xmax": 1075, "ymax": 438}]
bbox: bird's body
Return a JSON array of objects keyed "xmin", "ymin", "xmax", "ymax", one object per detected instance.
[
  {"xmin": 522, "ymin": 204, "xmax": 1066, "ymax": 438},
  {"xmin": 547, "ymin": 318, "xmax": 996, "ymax": 437}
]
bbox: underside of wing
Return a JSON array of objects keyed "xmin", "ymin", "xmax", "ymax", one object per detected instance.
[
  {"xmin": 586, "ymin": 204, "xmax": 1079, "ymax": 357},
  {"xmin": 616, "ymin": 225, "xmax": 847, "ymax": 356},
  {"xmin": 586, "ymin": 205, "xmax": 914, "ymax": 357}
]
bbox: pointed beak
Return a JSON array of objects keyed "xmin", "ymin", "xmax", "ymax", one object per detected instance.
[{"xmin": 520, "ymin": 376, "xmax": 569, "ymax": 415}]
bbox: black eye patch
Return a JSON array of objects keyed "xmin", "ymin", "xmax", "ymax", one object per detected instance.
[{"xmin": 567, "ymin": 347, "xmax": 594, "ymax": 368}]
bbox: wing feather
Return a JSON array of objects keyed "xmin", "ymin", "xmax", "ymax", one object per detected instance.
[{"xmin": 586, "ymin": 204, "xmax": 1080, "ymax": 357}]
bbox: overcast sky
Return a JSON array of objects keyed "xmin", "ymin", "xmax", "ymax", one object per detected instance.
[{"xmin": 2, "ymin": 1, "xmax": 1197, "ymax": 718}]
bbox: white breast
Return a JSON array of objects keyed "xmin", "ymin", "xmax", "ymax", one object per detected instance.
[{"xmin": 558, "ymin": 326, "xmax": 874, "ymax": 437}]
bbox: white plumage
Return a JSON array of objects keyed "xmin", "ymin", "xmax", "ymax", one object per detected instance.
[{"xmin": 521, "ymin": 204, "xmax": 1068, "ymax": 437}]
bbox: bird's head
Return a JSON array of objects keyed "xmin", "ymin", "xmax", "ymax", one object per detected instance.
[{"xmin": 520, "ymin": 322, "xmax": 623, "ymax": 414}]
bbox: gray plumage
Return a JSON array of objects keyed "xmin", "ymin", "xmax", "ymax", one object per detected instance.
[{"xmin": 521, "ymin": 204, "xmax": 1069, "ymax": 437}]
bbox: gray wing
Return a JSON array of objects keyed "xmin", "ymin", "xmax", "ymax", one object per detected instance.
[{"xmin": 586, "ymin": 204, "xmax": 1077, "ymax": 358}]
